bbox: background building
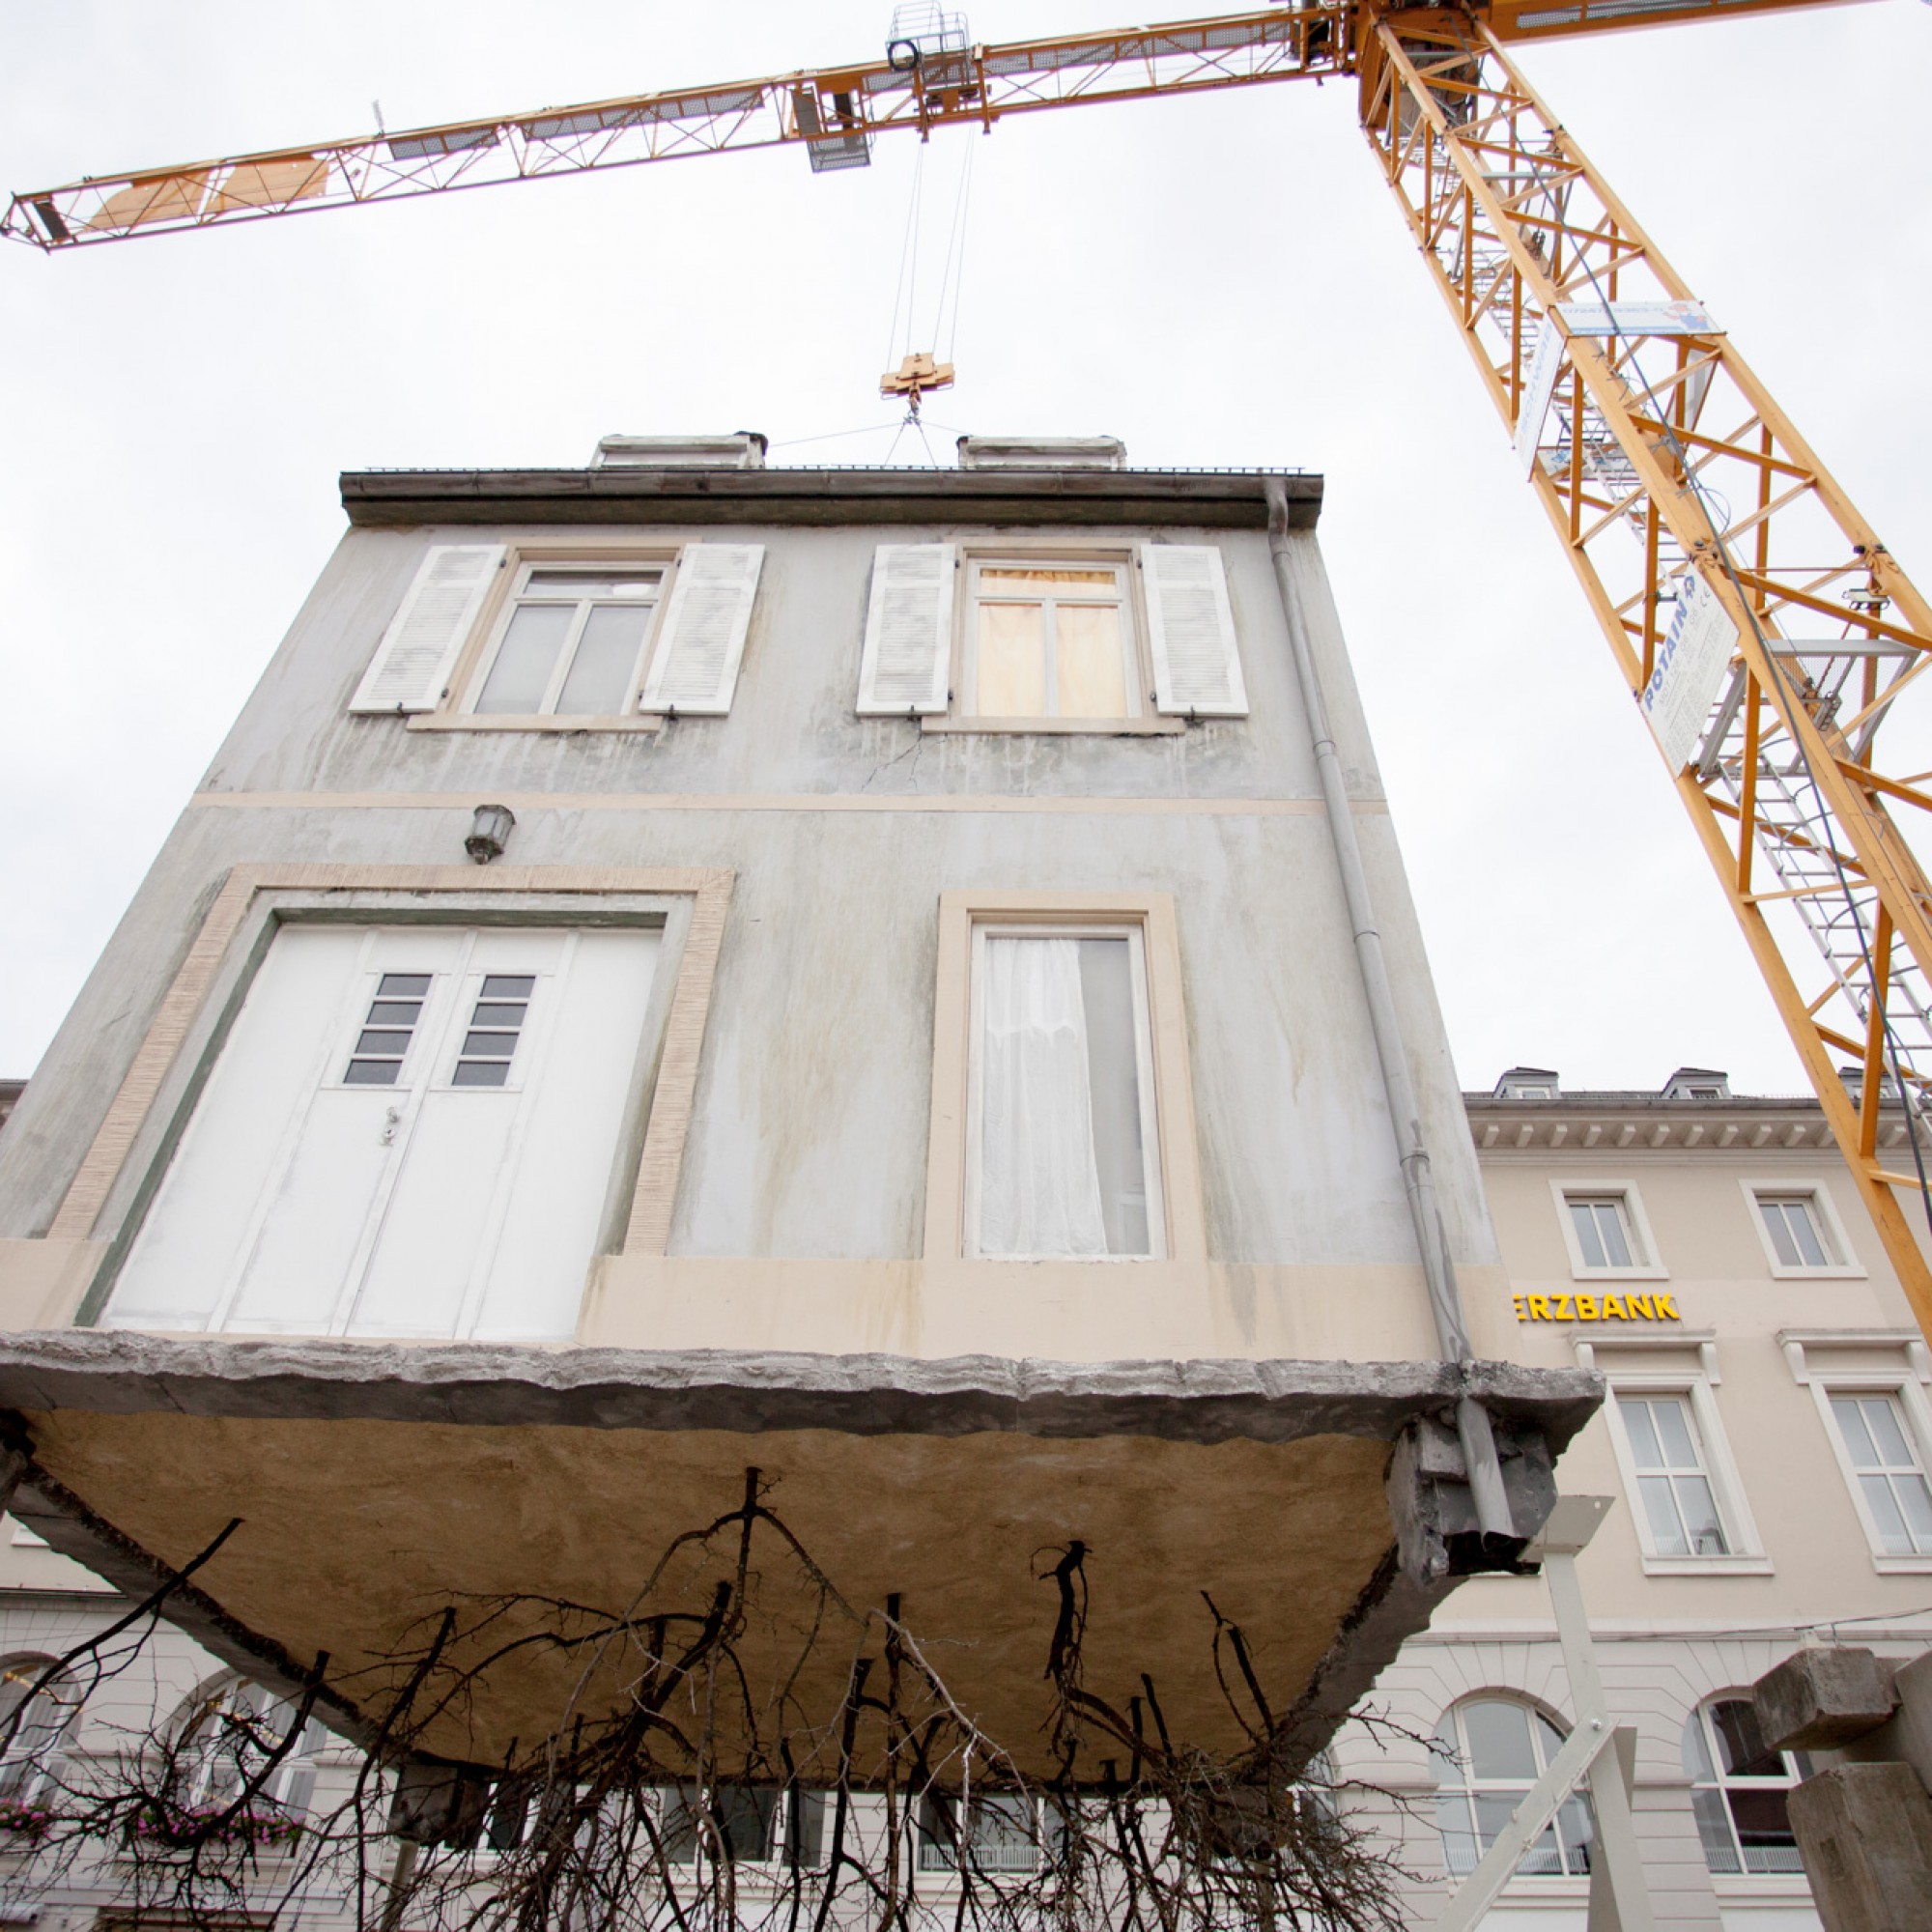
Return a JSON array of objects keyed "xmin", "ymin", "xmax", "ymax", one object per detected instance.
[{"xmin": 1336, "ymin": 1070, "xmax": 1932, "ymax": 1932}]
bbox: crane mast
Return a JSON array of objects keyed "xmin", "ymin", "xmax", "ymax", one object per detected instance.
[
  {"xmin": 10, "ymin": 0, "xmax": 1932, "ymax": 1323},
  {"xmin": 1360, "ymin": 14, "xmax": 1932, "ymax": 1328}
]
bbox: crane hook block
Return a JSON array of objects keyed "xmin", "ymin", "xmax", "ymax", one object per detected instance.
[{"xmin": 880, "ymin": 351, "xmax": 956, "ymax": 402}]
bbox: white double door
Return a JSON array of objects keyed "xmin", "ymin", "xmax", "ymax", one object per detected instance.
[{"xmin": 106, "ymin": 923, "xmax": 661, "ymax": 1341}]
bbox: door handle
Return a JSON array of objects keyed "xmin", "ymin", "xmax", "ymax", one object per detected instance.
[{"xmin": 380, "ymin": 1106, "xmax": 402, "ymax": 1146}]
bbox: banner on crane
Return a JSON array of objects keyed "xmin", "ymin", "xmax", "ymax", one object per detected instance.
[
  {"xmin": 1641, "ymin": 569, "xmax": 1739, "ymax": 772},
  {"xmin": 1515, "ymin": 300, "xmax": 1719, "ymax": 474},
  {"xmin": 1555, "ymin": 298, "xmax": 1717, "ymax": 338},
  {"xmin": 1515, "ymin": 318, "xmax": 1568, "ymax": 474}
]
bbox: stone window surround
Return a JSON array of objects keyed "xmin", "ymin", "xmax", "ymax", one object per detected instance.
[
  {"xmin": 1548, "ymin": 1178, "xmax": 1669, "ymax": 1283},
  {"xmin": 1739, "ymin": 1178, "xmax": 1866, "ymax": 1280},
  {"xmin": 923, "ymin": 540, "xmax": 1186, "ymax": 738},
  {"xmin": 1598, "ymin": 1361, "xmax": 1772, "ymax": 1577},
  {"xmin": 921, "ymin": 889, "xmax": 1207, "ymax": 1264},
  {"xmin": 46, "ymin": 864, "xmax": 732, "ymax": 1285},
  {"xmin": 1781, "ymin": 1329, "xmax": 1932, "ymax": 1573}
]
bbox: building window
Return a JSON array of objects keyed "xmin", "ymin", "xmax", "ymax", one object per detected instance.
[
  {"xmin": 1434, "ymin": 1697, "xmax": 1592, "ymax": 1878},
  {"xmin": 918, "ymin": 1792, "xmax": 1045, "ymax": 1873},
  {"xmin": 1568, "ymin": 1195, "xmax": 1638, "ymax": 1270},
  {"xmin": 172, "ymin": 1676, "xmax": 325, "ymax": 1820},
  {"xmin": 452, "ymin": 974, "xmax": 535, "ymax": 1088},
  {"xmin": 967, "ymin": 925, "xmax": 1164, "ymax": 1259},
  {"xmin": 342, "ymin": 972, "xmax": 433, "ymax": 1085},
  {"xmin": 855, "ymin": 543, "xmax": 1247, "ymax": 729},
  {"xmin": 1828, "ymin": 1390, "xmax": 1932, "ymax": 1557},
  {"xmin": 0, "ymin": 1658, "xmax": 81, "ymax": 1807},
  {"xmin": 1551, "ymin": 1182, "xmax": 1664, "ymax": 1279},
  {"xmin": 1682, "ymin": 1698, "xmax": 1809, "ymax": 1876},
  {"xmin": 1753, "ymin": 1190, "xmax": 1839, "ymax": 1271},
  {"xmin": 1616, "ymin": 1392, "xmax": 1730, "ymax": 1556},
  {"xmin": 469, "ymin": 564, "xmax": 666, "ymax": 717},
  {"xmin": 349, "ymin": 542, "xmax": 764, "ymax": 724},
  {"xmin": 966, "ymin": 559, "xmax": 1140, "ymax": 721},
  {"xmin": 660, "ymin": 1786, "xmax": 824, "ymax": 1867}
]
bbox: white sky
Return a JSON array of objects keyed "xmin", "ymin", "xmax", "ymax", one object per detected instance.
[{"xmin": 2, "ymin": 1, "xmax": 1927, "ymax": 1097}]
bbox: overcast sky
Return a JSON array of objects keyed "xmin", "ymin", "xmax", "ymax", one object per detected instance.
[{"xmin": 2, "ymin": 1, "xmax": 1927, "ymax": 1097}]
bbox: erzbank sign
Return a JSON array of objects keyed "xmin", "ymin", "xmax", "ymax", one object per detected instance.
[{"xmin": 1513, "ymin": 1291, "xmax": 1682, "ymax": 1322}]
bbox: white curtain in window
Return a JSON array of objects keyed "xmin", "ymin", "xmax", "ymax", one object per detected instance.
[{"xmin": 979, "ymin": 939, "xmax": 1109, "ymax": 1258}]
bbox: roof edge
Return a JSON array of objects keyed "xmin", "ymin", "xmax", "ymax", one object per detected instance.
[{"xmin": 338, "ymin": 466, "xmax": 1322, "ymax": 530}]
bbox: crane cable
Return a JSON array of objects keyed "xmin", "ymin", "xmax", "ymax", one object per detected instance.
[
  {"xmin": 880, "ymin": 132, "xmax": 976, "ymax": 467},
  {"xmin": 1515, "ymin": 139, "xmax": 1932, "ymax": 1241}
]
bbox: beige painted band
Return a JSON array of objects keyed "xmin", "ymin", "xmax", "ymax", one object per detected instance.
[
  {"xmin": 187, "ymin": 791, "xmax": 1386, "ymax": 817},
  {"xmin": 48, "ymin": 863, "xmax": 732, "ymax": 1264}
]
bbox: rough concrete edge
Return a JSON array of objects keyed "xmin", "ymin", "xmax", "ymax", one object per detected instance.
[
  {"xmin": 0, "ymin": 1333, "xmax": 1601, "ymax": 1451},
  {"xmin": 8, "ymin": 1463, "xmax": 386, "ymax": 1757},
  {"xmin": 1273, "ymin": 1548, "xmax": 1460, "ymax": 1774}
]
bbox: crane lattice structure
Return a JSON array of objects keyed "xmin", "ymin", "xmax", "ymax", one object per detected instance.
[{"xmin": 13, "ymin": 0, "xmax": 1932, "ymax": 1327}]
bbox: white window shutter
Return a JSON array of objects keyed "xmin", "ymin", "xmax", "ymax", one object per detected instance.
[
  {"xmin": 856, "ymin": 544, "xmax": 953, "ymax": 715},
  {"xmin": 1142, "ymin": 544, "xmax": 1248, "ymax": 718},
  {"xmin": 348, "ymin": 544, "xmax": 505, "ymax": 714},
  {"xmin": 638, "ymin": 543, "xmax": 765, "ymax": 715}
]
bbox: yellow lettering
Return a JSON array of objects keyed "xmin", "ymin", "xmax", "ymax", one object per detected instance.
[
  {"xmin": 1576, "ymin": 1294, "xmax": 1599, "ymax": 1321},
  {"xmin": 1513, "ymin": 1295, "xmax": 1528, "ymax": 1321},
  {"xmin": 1627, "ymin": 1293, "xmax": 1655, "ymax": 1320},
  {"xmin": 1601, "ymin": 1294, "xmax": 1626, "ymax": 1320},
  {"xmin": 1654, "ymin": 1292, "xmax": 1680, "ymax": 1320},
  {"xmin": 1552, "ymin": 1293, "xmax": 1573, "ymax": 1321},
  {"xmin": 1529, "ymin": 1295, "xmax": 1551, "ymax": 1320}
]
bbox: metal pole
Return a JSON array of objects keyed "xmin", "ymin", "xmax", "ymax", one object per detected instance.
[{"xmin": 1263, "ymin": 474, "xmax": 1513, "ymax": 1539}]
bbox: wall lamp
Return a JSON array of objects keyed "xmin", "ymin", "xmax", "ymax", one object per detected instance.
[{"xmin": 465, "ymin": 803, "xmax": 516, "ymax": 866}]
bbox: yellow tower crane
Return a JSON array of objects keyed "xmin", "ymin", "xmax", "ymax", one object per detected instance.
[{"xmin": 12, "ymin": 0, "xmax": 1932, "ymax": 1327}]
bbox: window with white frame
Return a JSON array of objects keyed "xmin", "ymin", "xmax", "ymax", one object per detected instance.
[
  {"xmin": 1433, "ymin": 1697, "xmax": 1593, "ymax": 1878},
  {"xmin": 1827, "ymin": 1390, "xmax": 1932, "ymax": 1557},
  {"xmin": 660, "ymin": 1785, "xmax": 825, "ymax": 1867},
  {"xmin": 469, "ymin": 564, "xmax": 666, "ymax": 717},
  {"xmin": 1567, "ymin": 1193, "xmax": 1640, "ymax": 1270},
  {"xmin": 1753, "ymin": 1189, "xmax": 1841, "ymax": 1272},
  {"xmin": 1615, "ymin": 1392, "xmax": 1732, "ymax": 1557},
  {"xmin": 1551, "ymin": 1182, "xmax": 1663, "ymax": 1277},
  {"xmin": 918, "ymin": 1792, "xmax": 1048, "ymax": 1873},
  {"xmin": 170, "ymin": 1676, "xmax": 326, "ymax": 1821},
  {"xmin": 967, "ymin": 924, "xmax": 1164, "ymax": 1259},
  {"xmin": 966, "ymin": 559, "xmax": 1141, "ymax": 720},
  {"xmin": 854, "ymin": 543, "xmax": 1248, "ymax": 726},
  {"xmin": 1682, "ymin": 1697, "xmax": 1810, "ymax": 1876},
  {"xmin": 348, "ymin": 542, "xmax": 764, "ymax": 722},
  {"xmin": 0, "ymin": 1658, "xmax": 81, "ymax": 1810}
]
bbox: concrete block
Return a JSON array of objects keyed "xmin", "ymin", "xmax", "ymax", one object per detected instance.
[
  {"xmin": 1756, "ymin": 1647, "xmax": 1897, "ymax": 1751},
  {"xmin": 388, "ymin": 1758, "xmax": 491, "ymax": 1848},
  {"xmin": 1788, "ymin": 1763, "xmax": 1932, "ymax": 1932}
]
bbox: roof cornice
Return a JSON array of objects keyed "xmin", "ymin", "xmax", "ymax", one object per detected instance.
[
  {"xmin": 338, "ymin": 466, "xmax": 1323, "ymax": 530},
  {"xmin": 1462, "ymin": 1093, "xmax": 1916, "ymax": 1154}
]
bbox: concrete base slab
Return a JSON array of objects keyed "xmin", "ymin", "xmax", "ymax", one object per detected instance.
[{"xmin": 0, "ymin": 1332, "xmax": 1598, "ymax": 1780}]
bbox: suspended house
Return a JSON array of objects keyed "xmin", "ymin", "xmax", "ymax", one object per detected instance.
[{"xmin": 0, "ymin": 435, "xmax": 1596, "ymax": 1811}]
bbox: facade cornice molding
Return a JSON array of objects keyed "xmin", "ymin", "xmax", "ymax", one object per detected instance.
[
  {"xmin": 1461, "ymin": 1094, "xmax": 1917, "ymax": 1155},
  {"xmin": 338, "ymin": 466, "xmax": 1324, "ymax": 530}
]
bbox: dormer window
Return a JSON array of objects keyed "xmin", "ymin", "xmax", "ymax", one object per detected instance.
[
  {"xmin": 1494, "ymin": 1066, "xmax": 1559, "ymax": 1101},
  {"xmin": 1663, "ymin": 1067, "xmax": 1730, "ymax": 1100}
]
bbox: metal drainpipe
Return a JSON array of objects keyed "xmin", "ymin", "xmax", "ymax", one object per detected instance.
[{"xmin": 1263, "ymin": 475, "xmax": 1516, "ymax": 1542}]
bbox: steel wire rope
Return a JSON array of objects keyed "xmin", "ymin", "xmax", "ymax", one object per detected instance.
[
  {"xmin": 927, "ymin": 136, "xmax": 976, "ymax": 367},
  {"xmin": 1496, "ymin": 93, "xmax": 1932, "ymax": 1240},
  {"xmin": 883, "ymin": 141, "xmax": 927, "ymax": 375}
]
